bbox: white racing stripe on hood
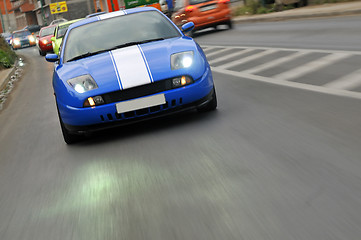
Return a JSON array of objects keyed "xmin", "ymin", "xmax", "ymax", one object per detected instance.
[
  {"xmin": 110, "ymin": 45, "xmax": 152, "ymax": 90},
  {"xmin": 98, "ymin": 10, "xmax": 126, "ymax": 20}
]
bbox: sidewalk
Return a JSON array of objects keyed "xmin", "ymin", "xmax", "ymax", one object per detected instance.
[
  {"xmin": 0, "ymin": 67, "xmax": 16, "ymax": 92},
  {"xmin": 233, "ymin": 1, "xmax": 361, "ymax": 23}
]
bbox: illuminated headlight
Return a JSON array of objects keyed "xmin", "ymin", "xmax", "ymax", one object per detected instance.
[
  {"xmin": 13, "ymin": 39, "xmax": 20, "ymax": 45},
  {"xmin": 172, "ymin": 75, "xmax": 193, "ymax": 88},
  {"xmin": 67, "ymin": 75, "xmax": 98, "ymax": 93},
  {"xmin": 29, "ymin": 36, "xmax": 35, "ymax": 42},
  {"xmin": 84, "ymin": 96, "xmax": 104, "ymax": 107},
  {"xmin": 42, "ymin": 39, "xmax": 48, "ymax": 44},
  {"xmin": 171, "ymin": 51, "xmax": 194, "ymax": 70}
]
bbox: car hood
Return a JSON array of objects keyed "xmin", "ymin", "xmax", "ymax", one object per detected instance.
[{"xmin": 57, "ymin": 37, "xmax": 207, "ymax": 96}]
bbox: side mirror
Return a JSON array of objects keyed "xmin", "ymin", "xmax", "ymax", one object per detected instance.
[
  {"xmin": 45, "ymin": 53, "xmax": 59, "ymax": 62},
  {"xmin": 181, "ymin": 22, "xmax": 194, "ymax": 33},
  {"xmin": 51, "ymin": 37, "xmax": 55, "ymax": 42}
]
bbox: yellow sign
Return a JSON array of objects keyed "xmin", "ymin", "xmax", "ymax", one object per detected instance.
[{"xmin": 50, "ymin": 1, "xmax": 68, "ymax": 14}]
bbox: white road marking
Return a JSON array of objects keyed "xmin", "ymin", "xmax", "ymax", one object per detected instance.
[
  {"xmin": 217, "ymin": 49, "xmax": 278, "ymax": 69},
  {"xmin": 211, "ymin": 66, "xmax": 361, "ymax": 100},
  {"xmin": 324, "ymin": 69, "xmax": 361, "ymax": 90},
  {"xmin": 202, "ymin": 45, "xmax": 361, "ymax": 55},
  {"xmin": 272, "ymin": 53, "xmax": 352, "ymax": 81},
  {"xmin": 205, "ymin": 48, "xmax": 233, "ymax": 58},
  {"xmin": 243, "ymin": 51, "xmax": 309, "ymax": 74},
  {"xmin": 209, "ymin": 49, "xmax": 254, "ymax": 65}
]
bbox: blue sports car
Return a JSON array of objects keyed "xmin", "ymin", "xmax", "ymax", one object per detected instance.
[{"xmin": 46, "ymin": 8, "xmax": 217, "ymax": 144}]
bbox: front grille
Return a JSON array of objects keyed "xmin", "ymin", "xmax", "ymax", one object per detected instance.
[
  {"xmin": 102, "ymin": 79, "xmax": 173, "ymax": 104},
  {"xmin": 20, "ymin": 39, "xmax": 30, "ymax": 45}
]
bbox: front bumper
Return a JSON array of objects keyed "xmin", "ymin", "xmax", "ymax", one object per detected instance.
[{"xmin": 57, "ymin": 67, "xmax": 214, "ymax": 134}]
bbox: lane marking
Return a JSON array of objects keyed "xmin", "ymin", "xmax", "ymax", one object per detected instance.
[
  {"xmin": 243, "ymin": 51, "xmax": 309, "ymax": 74},
  {"xmin": 202, "ymin": 45, "xmax": 361, "ymax": 55},
  {"xmin": 211, "ymin": 66, "xmax": 361, "ymax": 100},
  {"xmin": 209, "ymin": 49, "xmax": 254, "ymax": 65},
  {"xmin": 324, "ymin": 69, "xmax": 361, "ymax": 90},
  {"xmin": 205, "ymin": 48, "xmax": 233, "ymax": 58},
  {"xmin": 272, "ymin": 53, "xmax": 352, "ymax": 81},
  {"xmin": 217, "ymin": 49, "xmax": 278, "ymax": 69}
]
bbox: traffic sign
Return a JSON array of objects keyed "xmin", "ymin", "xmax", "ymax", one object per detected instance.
[{"xmin": 50, "ymin": 1, "xmax": 68, "ymax": 14}]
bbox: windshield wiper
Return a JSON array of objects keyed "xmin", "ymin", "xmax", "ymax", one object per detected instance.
[
  {"xmin": 67, "ymin": 49, "xmax": 108, "ymax": 62},
  {"xmin": 109, "ymin": 38, "xmax": 165, "ymax": 51},
  {"xmin": 67, "ymin": 38, "xmax": 165, "ymax": 62}
]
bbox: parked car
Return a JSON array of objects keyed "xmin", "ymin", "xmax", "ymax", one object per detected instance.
[
  {"xmin": 10, "ymin": 30, "xmax": 36, "ymax": 50},
  {"xmin": 49, "ymin": 18, "xmax": 68, "ymax": 25},
  {"xmin": 37, "ymin": 25, "xmax": 57, "ymax": 56},
  {"xmin": 51, "ymin": 19, "xmax": 83, "ymax": 55},
  {"xmin": 171, "ymin": 0, "xmax": 232, "ymax": 36},
  {"xmin": 45, "ymin": 8, "xmax": 217, "ymax": 144}
]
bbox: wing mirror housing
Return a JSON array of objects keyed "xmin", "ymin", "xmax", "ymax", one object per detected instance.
[
  {"xmin": 45, "ymin": 53, "xmax": 59, "ymax": 62},
  {"xmin": 51, "ymin": 36, "xmax": 55, "ymax": 42},
  {"xmin": 181, "ymin": 22, "xmax": 194, "ymax": 33}
]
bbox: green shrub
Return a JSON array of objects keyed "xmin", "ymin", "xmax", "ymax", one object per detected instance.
[{"xmin": 0, "ymin": 37, "xmax": 16, "ymax": 69}]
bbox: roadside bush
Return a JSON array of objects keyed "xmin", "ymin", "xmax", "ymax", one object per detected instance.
[
  {"xmin": 0, "ymin": 36, "xmax": 16, "ymax": 70},
  {"xmin": 234, "ymin": 0, "xmax": 275, "ymax": 15}
]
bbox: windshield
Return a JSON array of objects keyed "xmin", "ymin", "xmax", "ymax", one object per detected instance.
[
  {"xmin": 13, "ymin": 31, "xmax": 31, "ymax": 38},
  {"xmin": 40, "ymin": 26, "xmax": 56, "ymax": 37},
  {"xmin": 63, "ymin": 11, "xmax": 181, "ymax": 62},
  {"xmin": 56, "ymin": 23, "xmax": 72, "ymax": 39}
]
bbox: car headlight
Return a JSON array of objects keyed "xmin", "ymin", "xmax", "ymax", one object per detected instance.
[
  {"xmin": 67, "ymin": 75, "xmax": 98, "ymax": 93},
  {"xmin": 171, "ymin": 51, "xmax": 194, "ymax": 70},
  {"xmin": 13, "ymin": 39, "xmax": 20, "ymax": 45},
  {"xmin": 29, "ymin": 36, "xmax": 35, "ymax": 42}
]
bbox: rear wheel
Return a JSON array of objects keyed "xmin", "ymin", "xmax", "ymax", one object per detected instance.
[
  {"xmin": 227, "ymin": 20, "xmax": 233, "ymax": 29},
  {"xmin": 197, "ymin": 88, "xmax": 217, "ymax": 112}
]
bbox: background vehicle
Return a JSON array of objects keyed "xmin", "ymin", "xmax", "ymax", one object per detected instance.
[
  {"xmin": 171, "ymin": 0, "xmax": 232, "ymax": 36},
  {"xmin": 37, "ymin": 25, "xmax": 57, "ymax": 56},
  {"xmin": 51, "ymin": 19, "xmax": 83, "ymax": 55},
  {"xmin": 10, "ymin": 30, "xmax": 36, "ymax": 50},
  {"xmin": 23, "ymin": 25, "xmax": 42, "ymax": 34},
  {"xmin": 49, "ymin": 18, "xmax": 68, "ymax": 25}
]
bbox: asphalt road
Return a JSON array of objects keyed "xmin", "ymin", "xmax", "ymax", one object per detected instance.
[{"xmin": 1, "ymin": 16, "xmax": 361, "ymax": 240}]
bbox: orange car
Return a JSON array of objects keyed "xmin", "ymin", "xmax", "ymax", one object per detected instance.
[{"xmin": 171, "ymin": 0, "xmax": 232, "ymax": 35}]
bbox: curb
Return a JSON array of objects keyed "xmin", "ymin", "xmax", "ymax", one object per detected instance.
[
  {"xmin": 233, "ymin": 9, "xmax": 361, "ymax": 23},
  {"xmin": 0, "ymin": 63, "xmax": 17, "ymax": 92}
]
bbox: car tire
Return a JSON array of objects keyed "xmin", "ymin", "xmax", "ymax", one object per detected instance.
[
  {"xmin": 56, "ymin": 104, "xmax": 83, "ymax": 144},
  {"xmin": 227, "ymin": 20, "xmax": 233, "ymax": 29},
  {"xmin": 197, "ymin": 88, "xmax": 217, "ymax": 112},
  {"xmin": 39, "ymin": 50, "xmax": 46, "ymax": 56}
]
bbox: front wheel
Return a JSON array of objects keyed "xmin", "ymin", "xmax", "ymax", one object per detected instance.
[{"xmin": 56, "ymin": 105, "xmax": 84, "ymax": 144}]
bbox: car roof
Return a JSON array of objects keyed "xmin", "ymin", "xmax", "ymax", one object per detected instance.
[
  {"xmin": 58, "ymin": 18, "xmax": 83, "ymax": 27},
  {"xmin": 12, "ymin": 29, "xmax": 31, "ymax": 33}
]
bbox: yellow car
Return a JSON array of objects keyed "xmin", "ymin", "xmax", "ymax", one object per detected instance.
[{"xmin": 51, "ymin": 19, "xmax": 83, "ymax": 55}]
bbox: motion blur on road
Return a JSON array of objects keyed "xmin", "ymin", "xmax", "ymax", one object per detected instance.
[{"xmin": 1, "ymin": 12, "xmax": 361, "ymax": 240}]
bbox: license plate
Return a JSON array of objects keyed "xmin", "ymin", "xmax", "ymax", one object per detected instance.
[
  {"xmin": 200, "ymin": 5, "xmax": 216, "ymax": 12},
  {"xmin": 116, "ymin": 94, "xmax": 166, "ymax": 114},
  {"xmin": 23, "ymin": 44, "xmax": 30, "ymax": 47}
]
